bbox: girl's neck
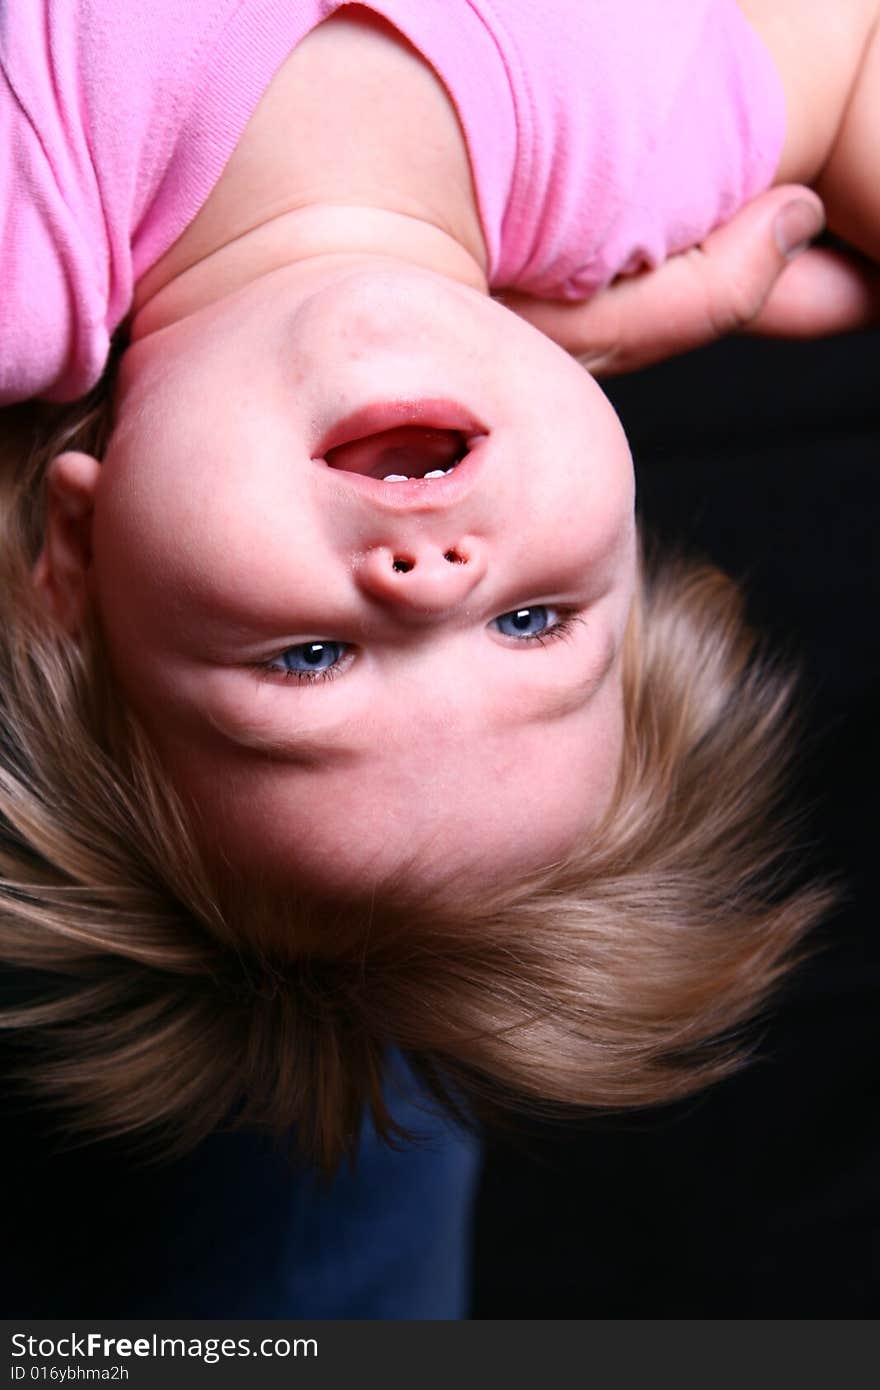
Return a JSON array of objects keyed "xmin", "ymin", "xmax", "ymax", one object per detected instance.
[{"xmin": 132, "ymin": 5, "xmax": 489, "ymax": 342}]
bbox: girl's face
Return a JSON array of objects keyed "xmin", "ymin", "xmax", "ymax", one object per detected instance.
[{"xmin": 89, "ymin": 258, "xmax": 636, "ymax": 900}]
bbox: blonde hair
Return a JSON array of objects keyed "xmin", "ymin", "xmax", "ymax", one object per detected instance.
[{"xmin": 0, "ymin": 378, "xmax": 831, "ymax": 1173}]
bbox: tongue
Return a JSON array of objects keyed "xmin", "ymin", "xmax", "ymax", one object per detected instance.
[{"xmin": 324, "ymin": 426, "xmax": 463, "ymax": 479}]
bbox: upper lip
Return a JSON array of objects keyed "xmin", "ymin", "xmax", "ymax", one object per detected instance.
[{"xmin": 312, "ymin": 398, "xmax": 490, "ymax": 510}]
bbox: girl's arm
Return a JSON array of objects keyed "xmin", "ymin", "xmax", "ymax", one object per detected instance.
[
  {"xmin": 810, "ymin": 10, "xmax": 880, "ymax": 265},
  {"xmin": 738, "ymin": 0, "xmax": 880, "ymax": 262}
]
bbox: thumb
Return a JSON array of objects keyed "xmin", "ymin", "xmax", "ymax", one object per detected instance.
[{"xmin": 577, "ymin": 185, "xmax": 826, "ymax": 375}]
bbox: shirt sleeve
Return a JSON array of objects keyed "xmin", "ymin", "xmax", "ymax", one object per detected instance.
[
  {"xmin": 0, "ymin": 23, "xmax": 110, "ymax": 404},
  {"xmin": 0, "ymin": 0, "xmax": 306, "ymax": 405},
  {"xmin": 0, "ymin": 0, "xmax": 204, "ymax": 405},
  {"xmin": 489, "ymin": 0, "xmax": 787, "ymax": 299}
]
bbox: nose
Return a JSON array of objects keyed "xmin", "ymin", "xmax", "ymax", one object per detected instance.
[{"xmin": 355, "ymin": 535, "xmax": 488, "ymax": 617}]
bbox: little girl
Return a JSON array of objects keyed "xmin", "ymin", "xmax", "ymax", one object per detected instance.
[{"xmin": 0, "ymin": 0, "xmax": 873, "ymax": 1174}]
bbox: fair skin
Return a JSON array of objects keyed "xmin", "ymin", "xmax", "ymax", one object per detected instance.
[
  {"xmin": 34, "ymin": 3, "xmax": 880, "ymax": 901},
  {"xmin": 68, "ymin": 258, "xmax": 637, "ymax": 900}
]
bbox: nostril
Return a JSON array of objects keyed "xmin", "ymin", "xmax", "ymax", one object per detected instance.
[
  {"xmin": 392, "ymin": 556, "xmax": 414, "ymax": 573},
  {"xmin": 444, "ymin": 548, "xmax": 467, "ymax": 565}
]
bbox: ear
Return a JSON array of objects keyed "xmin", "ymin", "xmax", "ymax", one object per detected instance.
[{"xmin": 32, "ymin": 451, "xmax": 101, "ymax": 631}]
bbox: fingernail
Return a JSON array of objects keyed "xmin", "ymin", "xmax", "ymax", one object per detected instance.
[{"xmin": 775, "ymin": 199, "xmax": 825, "ymax": 259}]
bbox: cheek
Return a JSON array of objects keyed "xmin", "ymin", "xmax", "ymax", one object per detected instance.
[
  {"xmin": 93, "ymin": 453, "xmax": 306, "ymax": 630},
  {"xmin": 520, "ymin": 435, "xmax": 634, "ymax": 580},
  {"xmin": 89, "ymin": 470, "xmax": 222, "ymax": 714},
  {"xmin": 91, "ymin": 479, "xmax": 195, "ymax": 653}
]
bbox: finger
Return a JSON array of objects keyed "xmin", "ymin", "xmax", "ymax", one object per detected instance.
[
  {"xmin": 496, "ymin": 186, "xmax": 826, "ymax": 375},
  {"xmin": 578, "ymin": 185, "xmax": 827, "ymax": 375},
  {"xmin": 744, "ymin": 245, "xmax": 880, "ymax": 337}
]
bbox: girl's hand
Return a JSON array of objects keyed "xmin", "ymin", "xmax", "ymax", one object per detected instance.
[{"xmin": 498, "ymin": 186, "xmax": 880, "ymax": 376}]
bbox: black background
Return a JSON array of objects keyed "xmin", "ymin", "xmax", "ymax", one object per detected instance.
[{"xmin": 472, "ymin": 325, "xmax": 880, "ymax": 1316}]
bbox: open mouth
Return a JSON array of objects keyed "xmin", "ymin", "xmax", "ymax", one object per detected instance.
[
  {"xmin": 323, "ymin": 425, "xmax": 469, "ymax": 481},
  {"xmin": 313, "ymin": 399, "xmax": 488, "ymax": 493}
]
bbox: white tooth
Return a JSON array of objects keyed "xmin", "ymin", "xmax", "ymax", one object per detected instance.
[
  {"xmin": 423, "ymin": 469, "xmax": 446, "ymax": 480},
  {"xmin": 383, "ymin": 474, "xmax": 410, "ymax": 482}
]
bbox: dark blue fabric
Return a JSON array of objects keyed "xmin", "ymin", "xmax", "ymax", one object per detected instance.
[
  {"xmin": 1, "ymin": 1047, "xmax": 481, "ymax": 1318},
  {"xmin": 279, "ymin": 1067, "xmax": 480, "ymax": 1318}
]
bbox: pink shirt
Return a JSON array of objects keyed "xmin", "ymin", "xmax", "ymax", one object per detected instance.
[{"xmin": 0, "ymin": 0, "xmax": 784, "ymax": 404}]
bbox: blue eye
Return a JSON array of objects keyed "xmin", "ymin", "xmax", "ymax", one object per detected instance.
[
  {"xmin": 266, "ymin": 641, "xmax": 347, "ymax": 680},
  {"xmin": 493, "ymin": 606, "xmax": 555, "ymax": 638}
]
